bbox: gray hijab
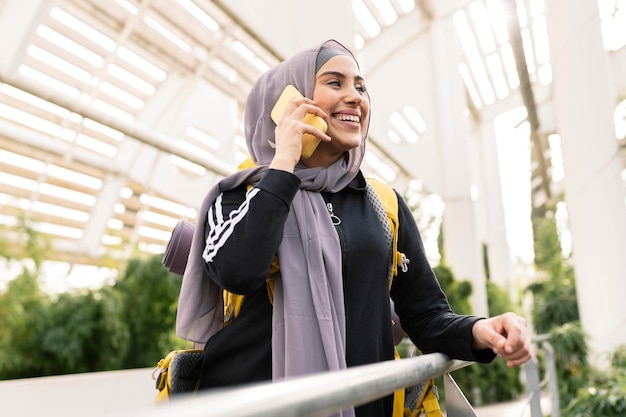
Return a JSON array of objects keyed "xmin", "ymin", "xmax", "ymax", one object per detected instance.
[{"xmin": 176, "ymin": 41, "xmax": 368, "ymax": 414}]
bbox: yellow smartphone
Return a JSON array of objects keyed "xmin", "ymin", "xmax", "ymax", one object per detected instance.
[{"xmin": 270, "ymin": 85, "xmax": 327, "ymax": 159}]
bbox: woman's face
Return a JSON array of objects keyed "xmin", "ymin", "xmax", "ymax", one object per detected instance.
[{"xmin": 312, "ymin": 54, "xmax": 370, "ymax": 157}]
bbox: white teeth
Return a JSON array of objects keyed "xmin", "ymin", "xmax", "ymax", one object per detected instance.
[{"xmin": 335, "ymin": 114, "xmax": 360, "ymax": 123}]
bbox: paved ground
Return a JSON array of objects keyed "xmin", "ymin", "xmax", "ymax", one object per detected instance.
[{"xmin": 473, "ymin": 395, "xmax": 552, "ymax": 417}]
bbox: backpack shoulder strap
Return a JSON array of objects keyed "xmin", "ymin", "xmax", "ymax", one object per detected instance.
[{"xmin": 366, "ymin": 177, "xmax": 407, "ymax": 285}]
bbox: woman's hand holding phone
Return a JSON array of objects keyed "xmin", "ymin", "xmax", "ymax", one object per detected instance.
[{"xmin": 269, "ymin": 85, "xmax": 330, "ymax": 171}]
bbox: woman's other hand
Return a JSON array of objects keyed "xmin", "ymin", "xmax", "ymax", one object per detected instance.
[{"xmin": 471, "ymin": 312, "xmax": 532, "ymax": 367}]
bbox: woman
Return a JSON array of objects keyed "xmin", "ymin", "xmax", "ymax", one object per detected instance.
[{"xmin": 176, "ymin": 39, "xmax": 531, "ymax": 417}]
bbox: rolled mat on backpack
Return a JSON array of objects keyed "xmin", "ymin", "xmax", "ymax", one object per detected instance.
[{"xmin": 162, "ymin": 220, "xmax": 195, "ymax": 276}]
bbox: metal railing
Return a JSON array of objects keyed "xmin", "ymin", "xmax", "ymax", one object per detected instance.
[
  {"xmin": 124, "ymin": 337, "xmax": 559, "ymax": 417},
  {"xmin": 524, "ymin": 335, "xmax": 560, "ymax": 417},
  {"xmin": 135, "ymin": 353, "xmax": 474, "ymax": 417}
]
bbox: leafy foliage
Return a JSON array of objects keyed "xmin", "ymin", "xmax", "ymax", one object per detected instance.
[
  {"xmin": 526, "ymin": 267, "xmax": 578, "ymax": 334},
  {"xmin": 432, "ymin": 264, "xmax": 473, "ymax": 315},
  {"xmin": 0, "ymin": 237, "xmax": 189, "ymax": 379},
  {"xmin": 548, "ymin": 322, "xmax": 590, "ymax": 406},
  {"xmin": 562, "ymin": 346, "xmax": 626, "ymax": 416},
  {"xmin": 113, "ymin": 255, "xmax": 189, "ymax": 368},
  {"xmin": 0, "ymin": 271, "xmax": 51, "ymax": 379}
]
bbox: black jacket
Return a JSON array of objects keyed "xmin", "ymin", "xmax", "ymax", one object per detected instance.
[{"xmin": 198, "ymin": 169, "xmax": 494, "ymax": 417}]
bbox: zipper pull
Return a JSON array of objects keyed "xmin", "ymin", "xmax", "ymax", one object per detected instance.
[{"xmin": 326, "ymin": 202, "xmax": 341, "ymax": 226}]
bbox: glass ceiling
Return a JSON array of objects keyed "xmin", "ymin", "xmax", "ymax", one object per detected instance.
[{"xmin": 0, "ymin": 0, "xmax": 624, "ymax": 287}]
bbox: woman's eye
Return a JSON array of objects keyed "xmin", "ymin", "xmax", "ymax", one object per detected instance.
[{"xmin": 356, "ymin": 84, "xmax": 367, "ymax": 93}]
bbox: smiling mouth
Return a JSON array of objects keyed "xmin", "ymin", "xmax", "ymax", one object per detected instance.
[{"xmin": 333, "ymin": 114, "xmax": 360, "ymax": 123}]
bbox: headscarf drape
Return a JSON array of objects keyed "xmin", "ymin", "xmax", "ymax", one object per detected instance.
[{"xmin": 176, "ymin": 40, "xmax": 369, "ymax": 416}]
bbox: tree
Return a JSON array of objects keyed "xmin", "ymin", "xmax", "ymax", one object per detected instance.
[{"xmin": 113, "ymin": 255, "xmax": 189, "ymax": 369}]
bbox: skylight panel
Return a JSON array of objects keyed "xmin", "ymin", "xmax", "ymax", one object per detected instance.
[
  {"xmin": 353, "ymin": 0, "xmax": 381, "ymax": 37},
  {"xmin": 144, "ymin": 15, "xmax": 191, "ymax": 52},
  {"xmin": 18, "ymin": 66, "xmax": 81, "ymax": 98},
  {"xmin": 515, "ymin": 0, "xmax": 529, "ymax": 28},
  {"xmin": 39, "ymin": 183, "xmax": 97, "ymax": 206},
  {"xmin": 75, "ymin": 133, "xmax": 118, "ymax": 157},
  {"xmin": 387, "ymin": 129, "xmax": 402, "ymax": 144},
  {"xmin": 372, "ymin": 0, "xmax": 398, "ymax": 25},
  {"xmin": 499, "ymin": 43, "xmax": 520, "ymax": 88},
  {"xmin": 209, "ymin": 58, "xmax": 238, "ymax": 84},
  {"xmin": 107, "ymin": 217, "xmax": 124, "ymax": 230},
  {"xmin": 37, "ymin": 25, "xmax": 104, "ymax": 68},
  {"xmin": 485, "ymin": 53, "xmax": 509, "ymax": 99},
  {"xmin": 1, "ymin": 84, "xmax": 69, "ymax": 118},
  {"xmin": 82, "ymin": 118, "xmax": 125, "ymax": 142},
  {"xmin": 117, "ymin": 47, "xmax": 167, "ymax": 81},
  {"xmin": 252, "ymin": 57, "xmax": 271, "ymax": 73},
  {"xmin": 232, "ymin": 40, "xmax": 254, "ymax": 62},
  {"xmin": 177, "ymin": 140, "xmax": 212, "ymax": 160},
  {"xmin": 354, "ymin": 34, "xmax": 365, "ymax": 50},
  {"xmin": 537, "ymin": 62, "xmax": 552, "ymax": 85},
  {"xmin": 49, "ymin": 7, "xmax": 116, "ymax": 52},
  {"xmin": 176, "ymin": 0, "xmax": 220, "ymax": 32},
  {"xmin": 0, "ymin": 101, "xmax": 64, "ymax": 137},
  {"xmin": 390, "ymin": 111, "xmax": 419, "ymax": 144},
  {"xmin": 46, "ymin": 165, "xmax": 103, "ymax": 190},
  {"xmin": 0, "ymin": 150, "xmax": 45, "ymax": 174},
  {"xmin": 185, "ymin": 126, "xmax": 220, "ymax": 150},
  {"xmin": 102, "ymin": 235, "xmax": 123, "ymax": 245},
  {"xmin": 92, "ymin": 98, "xmax": 134, "ymax": 123},
  {"xmin": 0, "ymin": 172, "xmax": 37, "ymax": 191},
  {"xmin": 119, "ymin": 187, "xmax": 133, "ymax": 199},
  {"xmin": 139, "ymin": 241, "xmax": 167, "ymax": 254},
  {"xmin": 364, "ymin": 152, "xmax": 396, "ymax": 183},
  {"xmin": 470, "ymin": 1, "xmax": 496, "ymax": 54},
  {"xmin": 402, "ymin": 106, "xmax": 426, "ymax": 133},
  {"xmin": 141, "ymin": 193, "xmax": 189, "ymax": 217},
  {"xmin": 114, "ymin": 0, "xmax": 138, "ymax": 15},
  {"xmin": 137, "ymin": 224, "xmax": 172, "ymax": 241},
  {"xmin": 395, "ymin": 0, "xmax": 415, "ymax": 13},
  {"xmin": 138, "ymin": 210, "xmax": 178, "ymax": 228},
  {"xmin": 600, "ymin": 4, "xmax": 626, "ymax": 50},
  {"xmin": 459, "ymin": 62, "xmax": 483, "ymax": 108},
  {"xmin": 454, "ymin": 9, "xmax": 495, "ymax": 105},
  {"xmin": 107, "ymin": 64, "xmax": 156, "ymax": 95},
  {"xmin": 528, "ymin": 0, "xmax": 545, "ymax": 18},
  {"xmin": 532, "ymin": 15, "xmax": 550, "ymax": 64},
  {"xmin": 99, "ymin": 81, "xmax": 145, "ymax": 110},
  {"xmin": 35, "ymin": 220, "xmax": 83, "ymax": 239},
  {"xmin": 27, "ymin": 45, "xmax": 92, "ymax": 83},
  {"xmin": 169, "ymin": 155, "xmax": 207, "ymax": 176},
  {"xmin": 486, "ymin": 0, "xmax": 509, "ymax": 44}
]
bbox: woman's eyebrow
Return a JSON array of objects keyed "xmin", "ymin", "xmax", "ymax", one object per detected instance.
[{"xmin": 318, "ymin": 70, "xmax": 365, "ymax": 83}]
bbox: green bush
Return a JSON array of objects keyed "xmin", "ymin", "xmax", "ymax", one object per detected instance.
[
  {"xmin": 0, "ymin": 250, "xmax": 189, "ymax": 379},
  {"xmin": 0, "ymin": 272, "xmax": 130, "ymax": 378},
  {"xmin": 113, "ymin": 255, "xmax": 190, "ymax": 368},
  {"xmin": 562, "ymin": 346, "xmax": 626, "ymax": 416}
]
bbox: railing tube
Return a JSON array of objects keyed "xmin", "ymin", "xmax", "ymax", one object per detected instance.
[{"xmin": 132, "ymin": 353, "xmax": 471, "ymax": 417}]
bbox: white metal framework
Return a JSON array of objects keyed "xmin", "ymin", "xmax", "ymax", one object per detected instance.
[{"xmin": 0, "ymin": 0, "xmax": 624, "ymax": 288}]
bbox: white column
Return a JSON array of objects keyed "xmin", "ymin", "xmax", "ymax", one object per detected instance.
[
  {"xmin": 546, "ymin": 0, "xmax": 626, "ymax": 366},
  {"xmin": 477, "ymin": 122, "xmax": 515, "ymax": 295},
  {"xmin": 0, "ymin": 0, "xmax": 52, "ymax": 76},
  {"xmin": 429, "ymin": 14, "xmax": 488, "ymax": 316}
]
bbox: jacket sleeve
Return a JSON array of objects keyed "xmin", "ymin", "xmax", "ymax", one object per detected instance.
[
  {"xmin": 390, "ymin": 193, "xmax": 495, "ymax": 363},
  {"xmin": 203, "ymin": 169, "xmax": 300, "ymax": 295}
]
